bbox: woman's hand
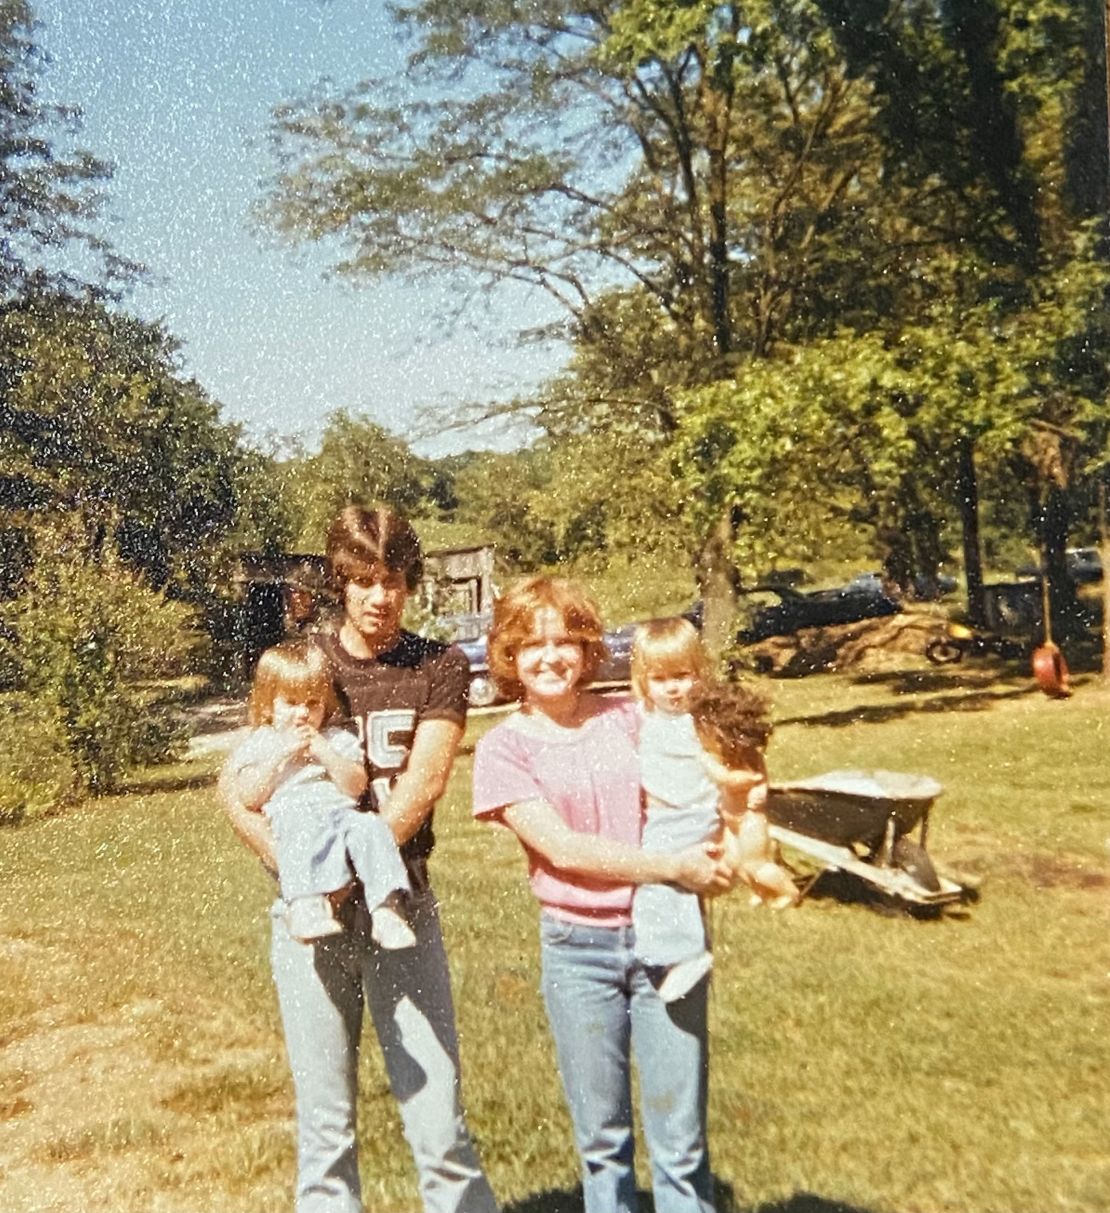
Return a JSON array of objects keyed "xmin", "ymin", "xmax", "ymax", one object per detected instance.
[{"xmin": 670, "ymin": 843, "xmax": 733, "ymax": 896}]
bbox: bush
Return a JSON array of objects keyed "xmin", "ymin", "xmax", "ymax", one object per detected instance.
[
  {"xmin": 0, "ymin": 528, "xmax": 202, "ymax": 796},
  {"xmin": 0, "ymin": 696, "xmax": 76, "ymax": 824}
]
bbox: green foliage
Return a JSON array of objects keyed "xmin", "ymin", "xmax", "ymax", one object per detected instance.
[
  {"xmin": 258, "ymin": 0, "xmax": 1110, "ymax": 610},
  {"xmin": 279, "ymin": 410, "xmax": 430, "ymax": 551},
  {"xmin": 445, "ymin": 448, "xmax": 558, "ymax": 567},
  {"xmin": 0, "ymin": 695, "xmax": 75, "ymax": 824},
  {"xmin": 0, "ymin": 297, "xmax": 291, "ymax": 593},
  {"xmin": 675, "ymin": 230, "xmax": 1110, "ymax": 577},
  {"xmin": 0, "ymin": 0, "xmax": 136, "ymax": 300},
  {"xmin": 0, "ymin": 527, "xmax": 201, "ymax": 795}
]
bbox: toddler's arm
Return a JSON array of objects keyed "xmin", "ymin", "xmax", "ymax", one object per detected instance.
[
  {"xmin": 224, "ymin": 727, "xmax": 305, "ymax": 813},
  {"xmin": 308, "ymin": 729, "xmax": 368, "ymax": 801}
]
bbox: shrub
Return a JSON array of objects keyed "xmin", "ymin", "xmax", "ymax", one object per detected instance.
[
  {"xmin": 0, "ymin": 695, "xmax": 76, "ymax": 824},
  {"xmin": 0, "ymin": 527, "xmax": 202, "ymax": 796}
]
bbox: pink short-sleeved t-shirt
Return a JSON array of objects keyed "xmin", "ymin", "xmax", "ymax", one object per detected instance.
[{"xmin": 472, "ymin": 697, "xmax": 642, "ymax": 925}]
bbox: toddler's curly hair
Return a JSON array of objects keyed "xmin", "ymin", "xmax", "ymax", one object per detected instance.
[{"xmin": 688, "ymin": 680, "xmax": 772, "ymax": 769}]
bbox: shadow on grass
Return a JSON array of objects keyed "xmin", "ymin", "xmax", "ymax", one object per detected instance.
[
  {"xmin": 778, "ymin": 682, "xmax": 1035, "ymax": 730},
  {"xmin": 752, "ymin": 1195, "xmax": 879, "ymax": 1213},
  {"xmin": 119, "ymin": 767, "xmax": 218, "ymax": 796},
  {"xmin": 795, "ymin": 868, "xmax": 977, "ymax": 920},
  {"xmin": 501, "ymin": 1184, "xmax": 875, "ymax": 1213}
]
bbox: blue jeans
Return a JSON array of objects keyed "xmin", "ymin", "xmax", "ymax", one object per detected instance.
[
  {"xmin": 271, "ymin": 889, "xmax": 498, "ymax": 1213},
  {"xmin": 539, "ymin": 913, "xmax": 714, "ymax": 1213}
]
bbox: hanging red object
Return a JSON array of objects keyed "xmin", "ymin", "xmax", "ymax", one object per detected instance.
[{"xmin": 1032, "ymin": 641, "xmax": 1071, "ymax": 699}]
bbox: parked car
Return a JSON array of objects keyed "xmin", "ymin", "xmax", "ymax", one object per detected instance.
[
  {"xmin": 1015, "ymin": 547, "xmax": 1104, "ymax": 584},
  {"xmin": 455, "ymin": 632, "xmax": 498, "ymax": 708},
  {"xmin": 844, "ymin": 570, "xmax": 957, "ymax": 599},
  {"xmin": 736, "ymin": 582, "xmax": 900, "ymax": 644},
  {"xmin": 1066, "ymin": 547, "xmax": 1103, "ymax": 584}
]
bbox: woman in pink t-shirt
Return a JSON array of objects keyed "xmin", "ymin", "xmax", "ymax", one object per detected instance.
[{"xmin": 472, "ymin": 576, "xmax": 729, "ymax": 1213}]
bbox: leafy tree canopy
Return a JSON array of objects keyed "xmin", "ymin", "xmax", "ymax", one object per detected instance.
[
  {"xmin": 0, "ymin": 296, "xmax": 290, "ymax": 591},
  {"xmin": 0, "ymin": 0, "xmax": 136, "ymax": 301}
]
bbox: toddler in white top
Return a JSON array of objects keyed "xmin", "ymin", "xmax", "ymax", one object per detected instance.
[
  {"xmin": 223, "ymin": 640, "xmax": 414, "ymax": 947},
  {"xmin": 630, "ymin": 618, "xmax": 720, "ymax": 1003},
  {"xmin": 631, "ymin": 619, "xmax": 797, "ymax": 1004}
]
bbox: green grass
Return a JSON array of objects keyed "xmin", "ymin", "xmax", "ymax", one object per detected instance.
[{"xmin": 1, "ymin": 669, "xmax": 1109, "ymax": 1212}]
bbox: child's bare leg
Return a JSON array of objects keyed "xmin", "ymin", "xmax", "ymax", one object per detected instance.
[{"xmin": 729, "ymin": 812, "xmax": 799, "ymax": 908}]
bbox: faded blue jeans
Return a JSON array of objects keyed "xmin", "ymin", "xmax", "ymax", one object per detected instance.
[
  {"xmin": 539, "ymin": 913, "xmax": 715, "ymax": 1213},
  {"xmin": 271, "ymin": 888, "xmax": 498, "ymax": 1213}
]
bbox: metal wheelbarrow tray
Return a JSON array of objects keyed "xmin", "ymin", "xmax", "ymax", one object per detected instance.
[{"xmin": 766, "ymin": 769, "xmax": 965, "ymax": 906}]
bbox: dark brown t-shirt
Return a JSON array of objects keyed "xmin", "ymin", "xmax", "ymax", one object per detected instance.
[{"xmin": 316, "ymin": 629, "xmax": 470, "ymax": 864}]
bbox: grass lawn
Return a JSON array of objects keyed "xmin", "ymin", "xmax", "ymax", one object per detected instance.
[{"xmin": 1, "ymin": 663, "xmax": 1109, "ymax": 1212}]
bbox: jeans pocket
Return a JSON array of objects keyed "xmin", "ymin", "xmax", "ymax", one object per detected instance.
[{"xmin": 539, "ymin": 912, "xmax": 577, "ymax": 947}]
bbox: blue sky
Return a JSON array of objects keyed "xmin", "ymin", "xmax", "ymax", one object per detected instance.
[{"xmin": 36, "ymin": 0, "xmax": 564, "ymax": 455}]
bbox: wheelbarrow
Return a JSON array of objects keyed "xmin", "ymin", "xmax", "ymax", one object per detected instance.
[{"xmin": 766, "ymin": 769, "xmax": 966, "ymax": 907}]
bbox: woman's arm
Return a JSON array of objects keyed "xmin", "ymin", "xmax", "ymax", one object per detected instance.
[
  {"xmin": 499, "ymin": 798, "xmax": 731, "ymax": 894},
  {"xmin": 378, "ymin": 718, "xmax": 464, "ymax": 846}
]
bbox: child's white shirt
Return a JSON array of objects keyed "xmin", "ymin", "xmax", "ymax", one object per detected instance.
[
  {"xmin": 634, "ymin": 708, "xmax": 720, "ymax": 967},
  {"xmin": 638, "ymin": 708, "xmax": 719, "ymax": 816}
]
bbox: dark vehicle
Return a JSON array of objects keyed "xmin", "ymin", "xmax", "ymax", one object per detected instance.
[
  {"xmin": 455, "ymin": 632, "xmax": 498, "ymax": 708},
  {"xmin": 1015, "ymin": 547, "xmax": 1103, "ymax": 584},
  {"xmin": 1066, "ymin": 547, "xmax": 1102, "ymax": 584},
  {"xmin": 737, "ymin": 583, "xmax": 899, "ymax": 644},
  {"xmin": 844, "ymin": 570, "xmax": 957, "ymax": 599}
]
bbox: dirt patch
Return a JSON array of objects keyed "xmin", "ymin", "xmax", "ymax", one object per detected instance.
[
  {"xmin": 944, "ymin": 834, "xmax": 1110, "ymax": 892},
  {"xmin": 0, "ymin": 930, "xmax": 290, "ymax": 1213},
  {"xmin": 742, "ymin": 613, "xmax": 949, "ymax": 676}
]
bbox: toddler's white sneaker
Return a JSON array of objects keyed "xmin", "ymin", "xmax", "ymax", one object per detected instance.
[
  {"xmin": 658, "ymin": 951, "xmax": 714, "ymax": 1004},
  {"xmin": 284, "ymin": 895, "xmax": 344, "ymax": 943},
  {"xmin": 371, "ymin": 904, "xmax": 417, "ymax": 950}
]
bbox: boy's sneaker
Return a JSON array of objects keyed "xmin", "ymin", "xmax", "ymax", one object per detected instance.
[
  {"xmin": 284, "ymin": 895, "xmax": 344, "ymax": 943},
  {"xmin": 658, "ymin": 951, "xmax": 714, "ymax": 1004},
  {"xmin": 371, "ymin": 904, "xmax": 417, "ymax": 950}
]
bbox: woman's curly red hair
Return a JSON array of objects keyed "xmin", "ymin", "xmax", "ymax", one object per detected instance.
[{"xmin": 487, "ymin": 576, "xmax": 609, "ymax": 702}]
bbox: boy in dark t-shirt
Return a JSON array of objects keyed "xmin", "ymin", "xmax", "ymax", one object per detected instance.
[
  {"xmin": 220, "ymin": 506, "xmax": 496, "ymax": 1213},
  {"xmin": 316, "ymin": 627, "xmax": 470, "ymax": 878}
]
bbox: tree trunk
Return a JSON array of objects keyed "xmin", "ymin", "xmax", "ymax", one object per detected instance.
[
  {"xmin": 1100, "ymin": 478, "xmax": 1110, "ymax": 681},
  {"xmin": 1040, "ymin": 485, "xmax": 1080, "ymax": 641},
  {"xmin": 955, "ymin": 437, "xmax": 986, "ymax": 626},
  {"xmin": 696, "ymin": 507, "xmax": 740, "ymax": 666}
]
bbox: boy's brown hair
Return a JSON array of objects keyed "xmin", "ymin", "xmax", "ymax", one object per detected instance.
[
  {"xmin": 248, "ymin": 640, "xmax": 340, "ymax": 727},
  {"xmin": 326, "ymin": 504, "xmax": 424, "ymax": 593},
  {"xmin": 688, "ymin": 679, "xmax": 772, "ymax": 769}
]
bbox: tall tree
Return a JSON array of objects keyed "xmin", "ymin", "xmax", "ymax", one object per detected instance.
[
  {"xmin": 0, "ymin": 0, "xmax": 134, "ymax": 300},
  {"xmin": 259, "ymin": 0, "xmax": 1110, "ymax": 644},
  {"xmin": 258, "ymin": 0, "xmax": 921, "ymax": 641},
  {"xmin": 0, "ymin": 296, "xmax": 288, "ymax": 592}
]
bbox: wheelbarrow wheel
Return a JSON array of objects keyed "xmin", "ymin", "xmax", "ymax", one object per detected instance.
[{"xmin": 892, "ymin": 836, "xmax": 941, "ymax": 892}]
